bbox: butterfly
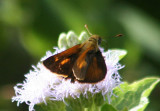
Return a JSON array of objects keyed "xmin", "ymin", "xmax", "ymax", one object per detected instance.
[{"xmin": 43, "ymin": 25, "xmax": 107, "ymax": 83}]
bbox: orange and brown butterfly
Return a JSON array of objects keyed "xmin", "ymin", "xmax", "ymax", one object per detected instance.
[{"xmin": 43, "ymin": 25, "xmax": 107, "ymax": 83}]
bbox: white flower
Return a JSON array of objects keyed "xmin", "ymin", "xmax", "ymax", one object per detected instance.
[
  {"xmin": 12, "ymin": 47, "xmax": 126, "ymax": 111},
  {"xmin": 12, "ymin": 31, "xmax": 127, "ymax": 111}
]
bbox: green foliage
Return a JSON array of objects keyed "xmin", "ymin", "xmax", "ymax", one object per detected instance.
[
  {"xmin": 101, "ymin": 104, "xmax": 117, "ymax": 111},
  {"xmin": 108, "ymin": 49, "xmax": 127, "ymax": 61},
  {"xmin": 111, "ymin": 77, "xmax": 160, "ymax": 111},
  {"xmin": 35, "ymin": 100, "xmax": 65, "ymax": 111}
]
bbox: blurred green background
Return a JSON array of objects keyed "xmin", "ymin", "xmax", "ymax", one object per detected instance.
[{"xmin": 0, "ymin": 0, "xmax": 160, "ymax": 111}]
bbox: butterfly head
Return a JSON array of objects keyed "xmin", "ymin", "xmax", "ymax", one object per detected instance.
[{"xmin": 88, "ymin": 35, "xmax": 102, "ymax": 45}]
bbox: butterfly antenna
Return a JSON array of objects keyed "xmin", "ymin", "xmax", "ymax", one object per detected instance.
[
  {"xmin": 85, "ymin": 24, "xmax": 92, "ymax": 36},
  {"xmin": 114, "ymin": 34, "xmax": 123, "ymax": 37}
]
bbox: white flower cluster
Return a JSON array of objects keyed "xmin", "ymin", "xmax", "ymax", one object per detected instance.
[
  {"xmin": 12, "ymin": 46, "xmax": 126, "ymax": 111},
  {"xmin": 12, "ymin": 30, "xmax": 126, "ymax": 111}
]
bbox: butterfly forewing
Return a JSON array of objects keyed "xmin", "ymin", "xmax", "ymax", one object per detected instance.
[
  {"xmin": 72, "ymin": 47, "xmax": 94, "ymax": 80},
  {"xmin": 43, "ymin": 44, "xmax": 81, "ymax": 77}
]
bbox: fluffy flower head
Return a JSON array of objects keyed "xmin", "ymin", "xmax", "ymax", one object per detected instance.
[{"xmin": 12, "ymin": 31, "xmax": 127, "ymax": 111}]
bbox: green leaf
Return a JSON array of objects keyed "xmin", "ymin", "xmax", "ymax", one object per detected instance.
[
  {"xmin": 109, "ymin": 49, "xmax": 127, "ymax": 61},
  {"xmin": 94, "ymin": 93, "xmax": 105, "ymax": 107},
  {"xmin": 35, "ymin": 100, "xmax": 65, "ymax": 111},
  {"xmin": 111, "ymin": 77, "xmax": 160, "ymax": 111},
  {"xmin": 101, "ymin": 103, "xmax": 117, "ymax": 111},
  {"xmin": 65, "ymin": 97, "xmax": 84, "ymax": 111}
]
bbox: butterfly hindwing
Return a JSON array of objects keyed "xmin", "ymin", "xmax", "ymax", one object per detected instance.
[
  {"xmin": 43, "ymin": 44, "xmax": 81, "ymax": 77},
  {"xmin": 82, "ymin": 50, "xmax": 107, "ymax": 83},
  {"xmin": 73, "ymin": 49, "xmax": 107, "ymax": 83}
]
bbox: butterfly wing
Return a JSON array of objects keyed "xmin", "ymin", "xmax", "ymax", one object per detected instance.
[
  {"xmin": 72, "ymin": 47, "xmax": 92, "ymax": 80},
  {"xmin": 82, "ymin": 50, "xmax": 107, "ymax": 83},
  {"xmin": 43, "ymin": 44, "xmax": 81, "ymax": 78},
  {"xmin": 73, "ymin": 49, "xmax": 107, "ymax": 83}
]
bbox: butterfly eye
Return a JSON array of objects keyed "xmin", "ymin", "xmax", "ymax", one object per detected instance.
[{"xmin": 98, "ymin": 38, "xmax": 101, "ymax": 45}]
